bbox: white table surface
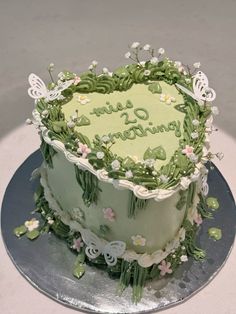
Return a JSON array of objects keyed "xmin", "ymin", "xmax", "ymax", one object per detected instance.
[{"xmin": 0, "ymin": 124, "xmax": 236, "ymax": 314}]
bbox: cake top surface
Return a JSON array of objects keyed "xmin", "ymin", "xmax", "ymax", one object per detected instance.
[
  {"xmin": 28, "ymin": 44, "xmax": 218, "ymax": 199},
  {"xmin": 62, "ymin": 82, "xmax": 185, "ymax": 171}
]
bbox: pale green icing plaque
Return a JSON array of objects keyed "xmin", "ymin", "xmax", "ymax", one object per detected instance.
[{"xmin": 62, "ymin": 82, "xmax": 185, "ymax": 170}]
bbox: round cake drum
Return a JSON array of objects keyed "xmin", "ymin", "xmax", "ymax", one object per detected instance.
[{"xmin": 1, "ymin": 150, "xmax": 236, "ymax": 313}]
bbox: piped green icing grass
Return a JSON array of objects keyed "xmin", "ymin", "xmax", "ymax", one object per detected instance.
[
  {"xmin": 128, "ymin": 191, "xmax": 148, "ymax": 218},
  {"xmin": 74, "ymin": 165, "xmax": 101, "ymax": 206},
  {"xmin": 40, "ymin": 138, "xmax": 57, "ymax": 168}
]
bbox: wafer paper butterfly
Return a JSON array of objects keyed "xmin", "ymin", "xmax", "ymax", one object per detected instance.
[
  {"xmin": 28, "ymin": 73, "xmax": 74, "ymax": 102},
  {"xmin": 81, "ymin": 229, "xmax": 126, "ymax": 266},
  {"xmin": 176, "ymin": 71, "xmax": 216, "ymax": 104}
]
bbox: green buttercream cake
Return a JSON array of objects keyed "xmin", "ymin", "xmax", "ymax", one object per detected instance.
[{"xmin": 17, "ymin": 43, "xmax": 222, "ymax": 303}]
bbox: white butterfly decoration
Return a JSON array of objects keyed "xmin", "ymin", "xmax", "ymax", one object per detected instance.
[
  {"xmin": 28, "ymin": 73, "xmax": 74, "ymax": 102},
  {"xmin": 176, "ymin": 71, "xmax": 216, "ymax": 104},
  {"xmin": 81, "ymin": 229, "xmax": 126, "ymax": 266}
]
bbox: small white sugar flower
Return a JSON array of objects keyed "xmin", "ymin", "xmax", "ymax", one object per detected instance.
[
  {"xmin": 143, "ymin": 44, "xmax": 151, "ymax": 51},
  {"xmin": 150, "ymin": 57, "xmax": 158, "ymax": 64},
  {"xmin": 125, "ymin": 52, "xmax": 131, "ymax": 59},
  {"xmin": 57, "ymin": 94, "xmax": 65, "ymax": 100},
  {"xmin": 191, "ymin": 131, "xmax": 199, "ymax": 139},
  {"xmin": 140, "ymin": 61, "xmax": 146, "ymax": 67},
  {"xmin": 131, "ymin": 42, "xmax": 140, "ymax": 49},
  {"xmin": 143, "ymin": 158, "xmax": 155, "ymax": 168},
  {"xmin": 125, "ymin": 170, "xmax": 133, "ymax": 179},
  {"xmin": 192, "ymin": 119, "xmax": 200, "ymax": 126},
  {"xmin": 102, "ymin": 67, "xmax": 109, "ymax": 74},
  {"xmin": 144, "ymin": 69, "xmax": 151, "ymax": 76},
  {"xmin": 41, "ymin": 109, "xmax": 49, "ymax": 117},
  {"xmin": 49, "ymin": 63, "xmax": 54, "ymax": 69},
  {"xmin": 185, "ymin": 78, "xmax": 191, "ymax": 84},
  {"xmin": 180, "ymin": 177, "xmax": 191, "ymax": 190},
  {"xmin": 58, "ymin": 72, "xmax": 65, "ymax": 79},
  {"xmin": 159, "ymin": 174, "xmax": 169, "ymax": 183},
  {"xmin": 178, "ymin": 66, "xmax": 184, "ymax": 73},
  {"xmin": 189, "ymin": 153, "xmax": 198, "ymax": 163},
  {"xmin": 174, "ymin": 61, "xmax": 182, "ymax": 68},
  {"xmin": 92, "ymin": 60, "xmax": 98, "ymax": 67},
  {"xmin": 25, "ymin": 118, "xmax": 32, "ymax": 125},
  {"xmin": 180, "ymin": 255, "xmax": 188, "ymax": 262},
  {"xmin": 67, "ymin": 121, "xmax": 75, "ymax": 129},
  {"xmin": 211, "ymin": 106, "xmax": 219, "ymax": 115},
  {"xmin": 193, "ymin": 62, "xmax": 201, "ymax": 69},
  {"xmin": 111, "ymin": 160, "xmax": 120, "ymax": 171},
  {"xmin": 101, "ymin": 135, "xmax": 110, "ymax": 143},
  {"xmin": 47, "ymin": 217, "xmax": 54, "ymax": 225},
  {"xmin": 158, "ymin": 48, "xmax": 165, "ymax": 55},
  {"xmin": 96, "ymin": 151, "xmax": 105, "ymax": 159},
  {"xmin": 88, "ymin": 64, "xmax": 93, "ymax": 70}
]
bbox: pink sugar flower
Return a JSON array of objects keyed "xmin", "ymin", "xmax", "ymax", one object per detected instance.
[
  {"xmin": 193, "ymin": 212, "xmax": 203, "ymax": 226},
  {"xmin": 74, "ymin": 76, "xmax": 81, "ymax": 85},
  {"xmin": 103, "ymin": 207, "xmax": 116, "ymax": 222},
  {"xmin": 77, "ymin": 143, "xmax": 91, "ymax": 158},
  {"xmin": 182, "ymin": 145, "xmax": 194, "ymax": 156},
  {"xmin": 158, "ymin": 260, "xmax": 173, "ymax": 276},
  {"xmin": 72, "ymin": 237, "xmax": 84, "ymax": 252}
]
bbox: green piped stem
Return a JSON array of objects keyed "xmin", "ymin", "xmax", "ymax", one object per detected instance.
[
  {"xmin": 128, "ymin": 191, "xmax": 147, "ymax": 218},
  {"xmin": 197, "ymin": 193, "xmax": 213, "ymax": 219},
  {"xmin": 40, "ymin": 138, "xmax": 57, "ymax": 168},
  {"xmin": 74, "ymin": 165, "xmax": 100, "ymax": 206}
]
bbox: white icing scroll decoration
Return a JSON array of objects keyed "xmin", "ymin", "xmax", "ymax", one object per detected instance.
[
  {"xmin": 28, "ymin": 73, "xmax": 73, "ymax": 102},
  {"xmin": 176, "ymin": 71, "xmax": 216, "ymax": 103},
  {"xmin": 201, "ymin": 174, "xmax": 209, "ymax": 196},
  {"xmin": 81, "ymin": 229, "xmax": 126, "ymax": 266}
]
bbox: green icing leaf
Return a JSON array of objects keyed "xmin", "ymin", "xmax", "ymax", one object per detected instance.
[
  {"xmin": 73, "ymin": 252, "xmax": 86, "ymax": 279},
  {"xmin": 143, "ymin": 146, "xmax": 166, "ymax": 160},
  {"xmin": 153, "ymin": 146, "xmax": 166, "ymax": 160},
  {"xmin": 14, "ymin": 225, "xmax": 27, "ymax": 238},
  {"xmin": 174, "ymin": 104, "xmax": 187, "ymax": 113},
  {"xmin": 148, "ymin": 82, "xmax": 162, "ymax": 94},
  {"xmin": 73, "ymin": 262, "xmax": 85, "ymax": 279},
  {"xmin": 26, "ymin": 229, "xmax": 40, "ymax": 240},
  {"xmin": 206, "ymin": 197, "xmax": 219, "ymax": 210},
  {"xmin": 76, "ymin": 132, "xmax": 91, "ymax": 147},
  {"xmin": 51, "ymin": 121, "xmax": 67, "ymax": 133},
  {"xmin": 122, "ymin": 156, "xmax": 135, "ymax": 168},
  {"xmin": 114, "ymin": 67, "xmax": 130, "ymax": 77},
  {"xmin": 143, "ymin": 147, "xmax": 155, "ymax": 160},
  {"xmin": 76, "ymin": 115, "xmax": 91, "ymax": 127},
  {"xmin": 176, "ymin": 153, "xmax": 189, "ymax": 170}
]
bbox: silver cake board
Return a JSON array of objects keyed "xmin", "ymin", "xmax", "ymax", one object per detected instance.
[{"xmin": 1, "ymin": 150, "xmax": 236, "ymax": 314}]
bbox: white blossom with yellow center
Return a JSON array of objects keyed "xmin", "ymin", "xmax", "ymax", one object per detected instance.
[
  {"xmin": 24, "ymin": 218, "xmax": 39, "ymax": 232},
  {"xmin": 160, "ymin": 94, "xmax": 176, "ymax": 105},
  {"xmin": 77, "ymin": 94, "xmax": 90, "ymax": 105},
  {"xmin": 131, "ymin": 235, "xmax": 146, "ymax": 246}
]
